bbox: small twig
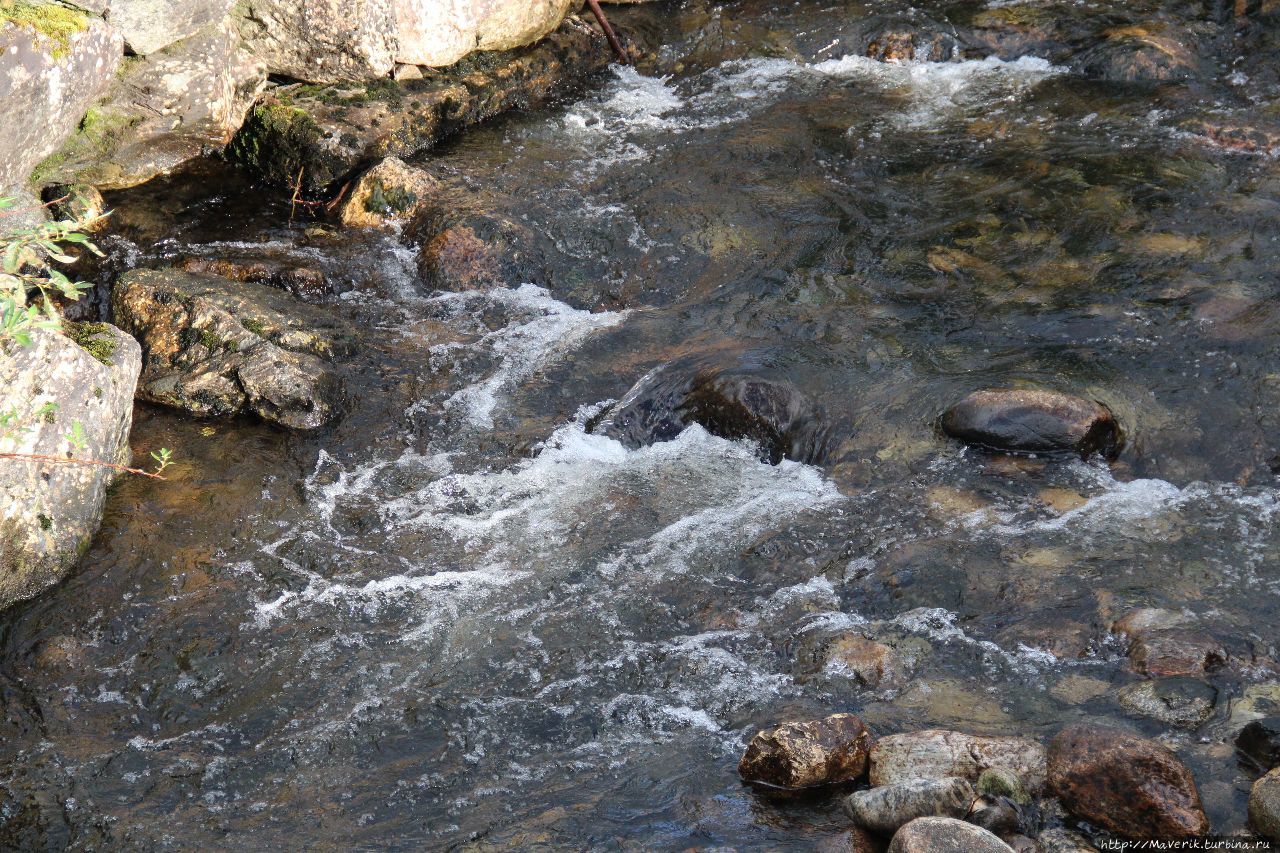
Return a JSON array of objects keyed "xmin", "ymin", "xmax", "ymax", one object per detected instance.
[
  {"xmin": 324, "ymin": 181, "xmax": 352, "ymax": 213},
  {"xmin": 289, "ymin": 166, "xmax": 305, "ymax": 224},
  {"xmin": 0, "ymin": 195, "xmax": 69, "ymax": 220},
  {"xmin": 0, "ymin": 451, "xmax": 168, "ymax": 480},
  {"xmin": 585, "ymin": 0, "xmax": 628, "ymax": 64}
]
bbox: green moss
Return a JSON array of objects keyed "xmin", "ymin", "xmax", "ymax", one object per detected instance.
[
  {"xmin": 226, "ymin": 102, "xmax": 325, "ymax": 187},
  {"xmin": 0, "ymin": 1, "xmax": 89, "ymax": 58},
  {"xmin": 64, "ymin": 321, "xmax": 117, "ymax": 365},
  {"xmin": 36, "ymin": 514, "xmax": 52, "ymax": 531},
  {"xmin": 29, "ymin": 106, "xmax": 143, "ymax": 186},
  {"xmin": 364, "ymin": 181, "xmax": 420, "ymax": 217},
  {"xmin": 240, "ymin": 318, "xmax": 267, "ymax": 337}
]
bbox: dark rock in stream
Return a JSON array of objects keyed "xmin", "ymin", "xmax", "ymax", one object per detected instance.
[
  {"xmin": 175, "ymin": 257, "xmax": 331, "ymax": 299},
  {"xmin": 227, "ymin": 17, "xmax": 622, "ymax": 194},
  {"xmin": 596, "ymin": 357, "xmax": 831, "ymax": 465},
  {"xmin": 1074, "ymin": 24, "xmax": 1204, "ymax": 83},
  {"xmin": 843, "ymin": 777, "xmax": 975, "ymax": 834},
  {"xmin": 1127, "ymin": 629, "xmax": 1227, "ymax": 677},
  {"xmin": 1047, "ymin": 723, "xmax": 1210, "ymax": 839},
  {"xmin": 1238, "ymin": 717, "xmax": 1280, "ymax": 771},
  {"xmin": 940, "ymin": 389, "xmax": 1121, "ymax": 458},
  {"xmin": 888, "ymin": 817, "xmax": 1014, "ymax": 853},
  {"xmin": 1117, "ymin": 678, "xmax": 1217, "ymax": 729},
  {"xmin": 112, "ymin": 268, "xmax": 352, "ymax": 429},
  {"xmin": 738, "ymin": 713, "xmax": 871, "ymax": 791}
]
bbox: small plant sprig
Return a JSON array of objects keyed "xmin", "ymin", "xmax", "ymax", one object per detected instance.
[{"xmin": 0, "ymin": 194, "xmax": 103, "ymax": 347}]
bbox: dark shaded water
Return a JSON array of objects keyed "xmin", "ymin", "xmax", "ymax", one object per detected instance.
[{"xmin": 3, "ymin": 0, "xmax": 1280, "ymax": 848}]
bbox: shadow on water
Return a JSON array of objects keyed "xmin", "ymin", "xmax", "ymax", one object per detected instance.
[{"xmin": 3, "ymin": 0, "xmax": 1280, "ymax": 847}]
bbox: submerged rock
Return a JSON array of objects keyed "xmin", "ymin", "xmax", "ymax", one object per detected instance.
[
  {"xmin": 112, "ymin": 269, "xmax": 352, "ymax": 429},
  {"xmin": 0, "ymin": 11, "xmax": 122, "ymax": 191},
  {"xmin": 940, "ymin": 389, "xmax": 1121, "ymax": 458},
  {"xmin": 1238, "ymin": 717, "xmax": 1280, "ymax": 771},
  {"xmin": 0, "ymin": 325, "xmax": 141, "ymax": 610},
  {"xmin": 869, "ymin": 729, "xmax": 1047, "ymax": 793},
  {"xmin": 1128, "ymin": 629, "xmax": 1227, "ymax": 677},
  {"xmin": 887, "ymin": 817, "xmax": 1013, "ymax": 853},
  {"xmin": 1252, "ymin": 768, "xmax": 1280, "ymax": 842},
  {"xmin": 597, "ymin": 357, "xmax": 830, "ymax": 465},
  {"xmin": 738, "ymin": 713, "xmax": 871, "ymax": 791},
  {"xmin": 175, "ymin": 256, "xmax": 331, "ymax": 300},
  {"xmin": 1117, "ymin": 677, "xmax": 1217, "ymax": 729},
  {"xmin": 1075, "ymin": 24, "xmax": 1202, "ymax": 83},
  {"xmin": 1047, "ymin": 723, "xmax": 1209, "ymax": 839},
  {"xmin": 228, "ymin": 17, "xmax": 618, "ymax": 194},
  {"xmin": 844, "ymin": 777, "xmax": 975, "ymax": 834},
  {"xmin": 822, "ymin": 633, "xmax": 915, "ymax": 690}
]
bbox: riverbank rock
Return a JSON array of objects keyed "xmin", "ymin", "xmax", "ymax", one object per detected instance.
[
  {"xmin": 738, "ymin": 713, "xmax": 871, "ymax": 791},
  {"xmin": 35, "ymin": 18, "xmax": 267, "ymax": 190},
  {"xmin": 237, "ymin": 0, "xmax": 577, "ymax": 84},
  {"xmin": 112, "ymin": 269, "xmax": 352, "ymax": 429},
  {"xmin": 1251, "ymin": 768, "xmax": 1280, "ymax": 842},
  {"xmin": 940, "ymin": 389, "xmax": 1121, "ymax": 458},
  {"xmin": 0, "ymin": 324, "xmax": 141, "ymax": 609},
  {"xmin": 869, "ymin": 730, "xmax": 1047, "ymax": 793},
  {"xmin": 887, "ymin": 817, "xmax": 1013, "ymax": 853},
  {"xmin": 844, "ymin": 778, "xmax": 975, "ymax": 834},
  {"xmin": 0, "ymin": 10, "xmax": 122, "ymax": 192},
  {"xmin": 1117, "ymin": 678, "xmax": 1217, "ymax": 729},
  {"xmin": 111, "ymin": 0, "xmax": 236, "ymax": 56},
  {"xmin": 1047, "ymin": 723, "xmax": 1209, "ymax": 839},
  {"xmin": 597, "ymin": 356, "xmax": 830, "ymax": 465},
  {"xmin": 1238, "ymin": 717, "xmax": 1280, "ymax": 770},
  {"xmin": 339, "ymin": 157, "xmax": 441, "ymax": 229}
]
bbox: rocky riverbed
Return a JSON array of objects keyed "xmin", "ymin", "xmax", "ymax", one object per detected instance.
[{"xmin": 2, "ymin": 0, "xmax": 1280, "ymax": 848}]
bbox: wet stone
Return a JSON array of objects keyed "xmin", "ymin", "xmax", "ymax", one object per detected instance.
[
  {"xmin": 1037, "ymin": 828, "xmax": 1100, "ymax": 852},
  {"xmin": 1128, "ymin": 630, "xmax": 1227, "ymax": 677},
  {"xmin": 1047, "ymin": 723, "xmax": 1209, "ymax": 840},
  {"xmin": 940, "ymin": 389, "xmax": 1121, "ymax": 458},
  {"xmin": 738, "ymin": 713, "xmax": 871, "ymax": 791},
  {"xmin": 822, "ymin": 634, "xmax": 914, "ymax": 689},
  {"xmin": 1117, "ymin": 678, "xmax": 1217, "ymax": 729},
  {"xmin": 1237, "ymin": 717, "xmax": 1280, "ymax": 771},
  {"xmin": 843, "ymin": 777, "xmax": 975, "ymax": 835},
  {"xmin": 870, "ymin": 729, "xmax": 1047, "ymax": 794},
  {"xmin": 977, "ymin": 767, "xmax": 1030, "ymax": 805},
  {"xmin": 887, "ymin": 816, "xmax": 1014, "ymax": 853},
  {"xmin": 1252, "ymin": 768, "xmax": 1280, "ymax": 843}
]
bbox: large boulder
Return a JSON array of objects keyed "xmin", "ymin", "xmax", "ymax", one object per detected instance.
[
  {"xmin": 869, "ymin": 730, "xmax": 1047, "ymax": 793},
  {"xmin": 940, "ymin": 389, "xmax": 1122, "ymax": 458},
  {"xmin": 108, "ymin": 0, "xmax": 236, "ymax": 55},
  {"xmin": 596, "ymin": 356, "xmax": 830, "ymax": 465},
  {"xmin": 37, "ymin": 18, "xmax": 267, "ymax": 190},
  {"xmin": 0, "ymin": 9, "xmax": 122, "ymax": 191},
  {"xmin": 0, "ymin": 324, "xmax": 140, "ymax": 609},
  {"xmin": 1047, "ymin": 723, "xmax": 1209, "ymax": 839},
  {"xmin": 887, "ymin": 817, "xmax": 1013, "ymax": 853},
  {"xmin": 738, "ymin": 713, "xmax": 871, "ymax": 791},
  {"xmin": 112, "ymin": 269, "xmax": 351, "ymax": 429},
  {"xmin": 236, "ymin": 0, "xmax": 578, "ymax": 84},
  {"xmin": 228, "ymin": 17, "xmax": 617, "ymax": 194}
]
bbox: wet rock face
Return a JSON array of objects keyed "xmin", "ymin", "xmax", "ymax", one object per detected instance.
[
  {"xmin": 175, "ymin": 257, "xmax": 331, "ymax": 300},
  {"xmin": 0, "ymin": 325, "xmax": 141, "ymax": 610},
  {"xmin": 338, "ymin": 156, "xmax": 440, "ymax": 229},
  {"xmin": 844, "ymin": 777, "xmax": 975, "ymax": 834},
  {"xmin": 887, "ymin": 816, "xmax": 1014, "ymax": 853},
  {"xmin": 940, "ymin": 389, "xmax": 1121, "ymax": 458},
  {"xmin": 229, "ymin": 18, "xmax": 616, "ymax": 194},
  {"xmin": 1252, "ymin": 768, "xmax": 1280, "ymax": 842},
  {"xmin": 1238, "ymin": 717, "xmax": 1280, "ymax": 771},
  {"xmin": 0, "ymin": 14, "xmax": 122, "ymax": 192},
  {"xmin": 1047, "ymin": 723, "xmax": 1209, "ymax": 839},
  {"xmin": 112, "ymin": 269, "xmax": 352, "ymax": 429},
  {"xmin": 738, "ymin": 713, "xmax": 871, "ymax": 790},
  {"xmin": 597, "ymin": 357, "xmax": 830, "ymax": 465},
  {"xmin": 869, "ymin": 729, "xmax": 1047, "ymax": 794}
]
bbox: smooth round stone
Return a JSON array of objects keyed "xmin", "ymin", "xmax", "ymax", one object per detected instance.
[
  {"xmin": 887, "ymin": 816, "xmax": 1014, "ymax": 853},
  {"xmin": 940, "ymin": 388, "xmax": 1121, "ymax": 457}
]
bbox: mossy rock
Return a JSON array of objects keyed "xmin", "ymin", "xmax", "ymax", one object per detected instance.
[{"xmin": 0, "ymin": 1, "xmax": 89, "ymax": 58}]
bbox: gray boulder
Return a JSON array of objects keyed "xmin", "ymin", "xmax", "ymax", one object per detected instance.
[
  {"xmin": 109, "ymin": 0, "xmax": 236, "ymax": 55},
  {"xmin": 888, "ymin": 817, "xmax": 1014, "ymax": 853},
  {"xmin": 1252, "ymin": 767, "xmax": 1280, "ymax": 843},
  {"xmin": 39, "ymin": 18, "xmax": 267, "ymax": 190},
  {"xmin": 0, "ymin": 10, "xmax": 122, "ymax": 191},
  {"xmin": 844, "ymin": 777, "xmax": 975, "ymax": 834},
  {"xmin": 112, "ymin": 269, "xmax": 351, "ymax": 429},
  {"xmin": 870, "ymin": 730, "xmax": 1047, "ymax": 794},
  {"xmin": 0, "ymin": 324, "xmax": 140, "ymax": 609}
]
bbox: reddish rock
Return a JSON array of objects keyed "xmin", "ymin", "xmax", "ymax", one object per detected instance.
[
  {"xmin": 738, "ymin": 713, "xmax": 871, "ymax": 790},
  {"xmin": 1129, "ymin": 630, "xmax": 1227, "ymax": 677},
  {"xmin": 1047, "ymin": 724, "xmax": 1209, "ymax": 839}
]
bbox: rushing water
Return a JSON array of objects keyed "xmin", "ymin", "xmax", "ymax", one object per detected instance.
[{"xmin": 4, "ymin": 0, "xmax": 1280, "ymax": 848}]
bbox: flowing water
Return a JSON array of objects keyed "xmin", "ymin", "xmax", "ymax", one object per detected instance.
[{"xmin": 4, "ymin": 0, "xmax": 1280, "ymax": 848}]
